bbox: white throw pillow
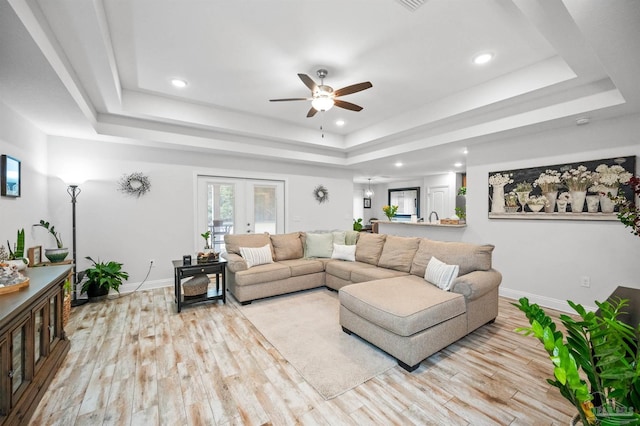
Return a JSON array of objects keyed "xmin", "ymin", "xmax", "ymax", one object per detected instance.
[
  {"xmin": 424, "ymin": 256, "xmax": 459, "ymax": 291},
  {"xmin": 331, "ymin": 244, "xmax": 356, "ymax": 262},
  {"xmin": 239, "ymin": 245, "xmax": 273, "ymax": 268}
]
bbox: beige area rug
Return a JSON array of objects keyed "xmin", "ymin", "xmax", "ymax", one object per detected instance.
[{"xmin": 237, "ymin": 288, "xmax": 395, "ymax": 399}]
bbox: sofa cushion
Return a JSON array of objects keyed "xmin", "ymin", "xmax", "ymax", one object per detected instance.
[
  {"xmin": 345, "ymin": 230, "xmax": 359, "ymax": 245},
  {"xmin": 377, "ymin": 235, "xmax": 420, "ymax": 272},
  {"xmin": 332, "ymin": 231, "xmax": 347, "ymax": 245},
  {"xmin": 355, "ymin": 233, "xmax": 387, "ymax": 265},
  {"xmin": 270, "ymin": 232, "xmax": 303, "ymax": 261},
  {"xmin": 339, "ymin": 276, "xmax": 466, "ymax": 337},
  {"xmin": 325, "ymin": 260, "xmax": 376, "ymax": 281},
  {"xmin": 233, "ymin": 262, "xmax": 291, "ymax": 286},
  {"xmin": 331, "ymin": 244, "xmax": 356, "ymax": 262},
  {"xmin": 278, "ymin": 259, "xmax": 325, "ymax": 277},
  {"xmin": 410, "ymin": 240, "xmax": 494, "ymax": 277},
  {"xmin": 425, "ymin": 256, "xmax": 459, "ymax": 291},
  {"xmin": 225, "ymin": 233, "xmax": 272, "ymax": 256},
  {"xmin": 350, "ymin": 267, "xmax": 408, "ymax": 283},
  {"xmin": 239, "ymin": 245, "xmax": 273, "ymax": 268},
  {"xmin": 304, "ymin": 232, "xmax": 334, "ymax": 258}
]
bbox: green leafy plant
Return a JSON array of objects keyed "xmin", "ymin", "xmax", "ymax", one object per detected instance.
[
  {"xmin": 457, "ymin": 186, "xmax": 467, "ymax": 196},
  {"xmin": 80, "ymin": 256, "xmax": 129, "ymax": 294},
  {"xmin": 514, "ymin": 181, "xmax": 533, "ymax": 193},
  {"xmin": 353, "ymin": 218, "xmax": 363, "ymax": 231},
  {"xmin": 454, "ymin": 207, "xmax": 466, "ymax": 220},
  {"xmin": 611, "ymin": 175, "xmax": 640, "ymax": 238},
  {"xmin": 6, "ymin": 228, "xmax": 25, "ymax": 260},
  {"xmin": 201, "ymin": 230, "xmax": 211, "ymax": 249},
  {"xmin": 514, "ymin": 297, "xmax": 640, "ymax": 425},
  {"xmin": 34, "ymin": 220, "xmax": 64, "ymax": 248}
]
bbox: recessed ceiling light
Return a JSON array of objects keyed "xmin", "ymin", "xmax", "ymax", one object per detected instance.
[
  {"xmin": 336, "ymin": 119, "xmax": 345, "ymax": 126},
  {"xmin": 472, "ymin": 52, "xmax": 494, "ymax": 65},
  {"xmin": 171, "ymin": 78, "xmax": 188, "ymax": 88},
  {"xmin": 395, "ymin": 161, "xmax": 403, "ymax": 167},
  {"xmin": 454, "ymin": 162, "xmax": 463, "ymax": 167}
]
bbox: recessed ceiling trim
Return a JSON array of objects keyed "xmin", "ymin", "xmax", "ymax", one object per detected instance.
[{"xmin": 395, "ymin": 0, "xmax": 428, "ymax": 12}]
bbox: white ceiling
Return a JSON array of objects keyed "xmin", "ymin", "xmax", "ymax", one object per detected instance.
[{"xmin": 1, "ymin": 0, "xmax": 639, "ymax": 182}]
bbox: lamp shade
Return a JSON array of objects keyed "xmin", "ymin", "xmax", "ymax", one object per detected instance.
[
  {"xmin": 365, "ymin": 178, "xmax": 374, "ymax": 197},
  {"xmin": 311, "ymin": 96, "xmax": 334, "ymax": 112}
]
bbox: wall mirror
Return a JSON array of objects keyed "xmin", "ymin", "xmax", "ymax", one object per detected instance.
[{"xmin": 388, "ymin": 187, "xmax": 420, "ymax": 217}]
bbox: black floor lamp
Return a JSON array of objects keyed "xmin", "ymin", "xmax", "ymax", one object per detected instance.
[{"xmin": 68, "ymin": 184, "xmax": 88, "ymax": 307}]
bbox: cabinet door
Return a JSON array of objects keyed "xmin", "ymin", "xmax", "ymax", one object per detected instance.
[
  {"xmin": 48, "ymin": 292, "xmax": 60, "ymax": 348},
  {"xmin": 9, "ymin": 316, "xmax": 31, "ymax": 407},
  {"xmin": 32, "ymin": 301, "xmax": 47, "ymax": 374},
  {"xmin": 0, "ymin": 337, "xmax": 7, "ymax": 418}
]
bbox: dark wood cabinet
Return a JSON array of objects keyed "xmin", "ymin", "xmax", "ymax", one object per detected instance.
[{"xmin": 0, "ymin": 266, "xmax": 70, "ymax": 425}]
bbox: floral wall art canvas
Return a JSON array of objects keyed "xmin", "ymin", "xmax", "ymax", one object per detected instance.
[{"xmin": 488, "ymin": 155, "xmax": 636, "ymax": 221}]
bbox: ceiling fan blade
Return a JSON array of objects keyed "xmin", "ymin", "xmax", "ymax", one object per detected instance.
[
  {"xmin": 298, "ymin": 74, "xmax": 318, "ymax": 92},
  {"xmin": 334, "ymin": 81, "xmax": 372, "ymax": 97},
  {"xmin": 334, "ymin": 99, "xmax": 363, "ymax": 112},
  {"xmin": 306, "ymin": 107, "xmax": 318, "ymax": 118},
  {"xmin": 269, "ymin": 97, "xmax": 311, "ymax": 102}
]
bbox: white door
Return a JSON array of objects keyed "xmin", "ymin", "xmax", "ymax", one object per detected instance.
[
  {"xmin": 197, "ymin": 177, "xmax": 285, "ymax": 251},
  {"xmin": 427, "ymin": 185, "xmax": 449, "ymax": 221}
]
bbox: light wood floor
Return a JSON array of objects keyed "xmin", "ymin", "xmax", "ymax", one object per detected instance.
[{"xmin": 31, "ymin": 287, "xmax": 576, "ymax": 425}]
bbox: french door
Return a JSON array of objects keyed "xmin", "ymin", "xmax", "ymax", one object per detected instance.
[{"xmin": 196, "ymin": 176, "xmax": 285, "ymax": 251}]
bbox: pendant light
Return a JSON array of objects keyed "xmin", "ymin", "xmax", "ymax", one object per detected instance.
[{"xmin": 365, "ymin": 178, "xmax": 374, "ymax": 198}]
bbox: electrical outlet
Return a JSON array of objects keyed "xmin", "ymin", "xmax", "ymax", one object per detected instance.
[{"xmin": 580, "ymin": 276, "xmax": 590, "ymax": 288}]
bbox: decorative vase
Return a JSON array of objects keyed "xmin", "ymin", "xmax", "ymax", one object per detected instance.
[
  {"xmin": 45, "ymin": 248, "xmax": 69, "ymax": 263},
  {"xmin": 505, "ymin": 206, "xmax": 519, "ymax": 213},
  {"xmin": 569, "ymin": 191, "xmax": 586, "ymax": 213},
  {"xmin": 86, "ymin": 282, "xmax": 109, "ymax": 302},
  {"xmin": 598, "ymin": 186, "xmax": 618, "ymax": 213},
  {"xmin": 544, "ymin": 191, "xmax": 558, "ymax": 213},
  {"xmin": 490, "ymin": 183, "xmax": 506, "ymax": 213},
  {"xmin": 527, "ymin": 203, "xmax": 544, "ymax": 213},
  {"xmin": 516, "ymin": 191, "xmax": 530, "ymax": 213},
  {"xmin": 586, "ymin": 195, "xmax": 600, "ymax": 213},
  {"xmin": 557, "ymin": 200, "xmax": 568, "ymax": 213}
]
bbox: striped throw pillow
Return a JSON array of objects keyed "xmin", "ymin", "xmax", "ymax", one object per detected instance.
[
  {"xmin": 239, "ymin": 245, "xmax": 273, "ymax": 268},
  {"xmin": 424, "ymin": 256, "xmax": 459, "ymax": 291}
]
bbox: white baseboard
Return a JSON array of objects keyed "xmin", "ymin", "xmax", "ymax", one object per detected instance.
[
  {"xmin": 117, "ymin": 278, "xmax": 173, "ymax": 295},
  {"xmin": 499, "ymin": 287, "xmax": 597, "ymax": 313}
]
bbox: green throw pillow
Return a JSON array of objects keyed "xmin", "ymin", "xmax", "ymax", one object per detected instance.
[{"xmin": 305, "ymin": 233, "xmax": 334, "ymax": 258}]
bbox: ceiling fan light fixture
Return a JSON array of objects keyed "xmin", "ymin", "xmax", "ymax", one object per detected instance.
[{"xmin": 311, "ymin": 96, "xmax": 334, "ymax": 111}]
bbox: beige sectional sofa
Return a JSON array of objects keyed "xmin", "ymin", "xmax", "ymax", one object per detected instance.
[{"xmin": 222, "ymin": 231, "xmax": 502, "ymax": 371}]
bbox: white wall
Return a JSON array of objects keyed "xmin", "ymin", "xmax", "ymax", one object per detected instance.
[
  {"xmin": 46, "ymin": 137, "xmax": 354, "ymax": 291},
  {"xmin": 0, "ymin": 102, "xmax": 49, "ymax": 255},
  {"xmin": 464, "ymin": 113, "xmax": 640, "ymax": 312}
]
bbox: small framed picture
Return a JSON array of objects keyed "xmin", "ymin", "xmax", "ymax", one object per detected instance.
[
  {"xmin": 28, "ymin": 246, "xmax": 42, "ymax": 266},
  {"xmin": 363, "ymin": 198, "xmax": 371, "ymax": 208},
  {"xmin": 1, "ymin": 155, "xmax": 21, "ymax": 197}
]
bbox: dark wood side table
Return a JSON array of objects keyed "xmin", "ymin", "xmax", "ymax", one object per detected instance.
[
  {"xmin": 172, "ymin": 259, "xmax": 226, "ymax": 313},
  {"xmin": 600, "ymin": 286, "xmax": 640, "ymax": 328}
]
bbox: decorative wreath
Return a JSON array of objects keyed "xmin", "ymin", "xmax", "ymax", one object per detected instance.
[
  {"xmin": 118, "ymin": 172, "xmax": 151, "ymax": 198},
  {"xmin": 313, "ymin": 184, "xmax": 329, "ymax": 204}
]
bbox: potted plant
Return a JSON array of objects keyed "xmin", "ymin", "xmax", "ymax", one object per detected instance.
[
  {"xmin": 79, "ymin": 256, "xmax": 129, "ymax": 302},
  {"xmin": 5, "ymin": 228, "xmax": 28, "ymax": 270},
  {"xmin": 201, "ymin": 230, "xmax": 212, "ymax": 250},
  {"xmin": 353, "ymin": 218, "xmax": 363, "ymax": 231},
  {"xmin": 382, "ymin": 205, "xmax": 398, "ymax": 221},
  {"xmin": 611, "ymin": 175, "xmax": 640, "ymax": 237},
  {"xmin": 514, "ymin": 297, "xmax": 640, "ymax": 425},
  {"xmin": 34, "ymin": 220, "xmax": 68, "ymax": 263}
]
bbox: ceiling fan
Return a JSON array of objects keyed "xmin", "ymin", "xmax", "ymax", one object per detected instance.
[{"xmin": 270, "ymin": 69, "xmax": 373, "ymax": 118}]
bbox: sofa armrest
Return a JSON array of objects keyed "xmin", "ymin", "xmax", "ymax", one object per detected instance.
[
  {"xmin": 221, "ymin": 252, "xmax": 248, "ymax": 273},
  {"xmin": 450, "ymin": 269, "xmax": 502, "ymax": 301}
]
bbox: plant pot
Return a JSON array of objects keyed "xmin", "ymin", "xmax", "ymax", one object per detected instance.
[
  {"xmin": 86, "ymin": 282, "xmax": 109, "ymax": 302},
  {"xmin": 45, "ymin": 248, "xmax": 69, "ymax": 263},
  {"xmin": 4, "ymin": 258, "xmax": 28, "ymax": 270}
]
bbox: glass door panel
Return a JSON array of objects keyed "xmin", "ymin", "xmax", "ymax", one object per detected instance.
[{"xmin": 197, "ymin": 177, "xmax": 284, "ymax": 252}]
